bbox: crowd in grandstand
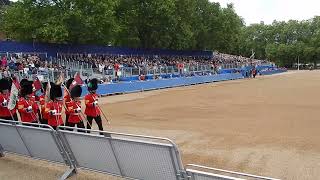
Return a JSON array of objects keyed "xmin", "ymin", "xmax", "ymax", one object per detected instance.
[
  {"xmin": 0, "ymin": 52, "xmax": 271, "ymax": 80},
  {"xmin": 0, "ymin": 54, "xmax": 61, "ymax": 76}
]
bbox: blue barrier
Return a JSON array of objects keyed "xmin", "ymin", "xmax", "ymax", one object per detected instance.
[
  {"xmin": 80, "ymin": 73, "xmax": 244, "ymax": 97},
  {"xmin": 260, "ymin": 69, "xmax": 287, "ymax": 75},
  {"xmin": 80, "ymin": 69, "xmax": 287, "ymax": 97}
]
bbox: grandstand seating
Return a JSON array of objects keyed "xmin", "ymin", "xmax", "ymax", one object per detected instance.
[{"xmin": 0, "ymin": 120, "xmax": 280, "ymax": 180}]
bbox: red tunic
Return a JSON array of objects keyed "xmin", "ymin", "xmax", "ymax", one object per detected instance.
[
  {"xmin": 68, "ymin": 100, "xmax": 82, "ymax": 124},
  {"xmin": 64, "ymin": 92, "xmax": 72, "ymax": 115},
  {"xmin": 39, "ymin": 95, "xmax": 49, "ymax": 120},
  {"xmin": 0, "ymin": 93, "xmax": 17, "ymax": 117},
  {"xmin": 28, "ymin": 96, "xmax": 39, "ymax": 111},
  {"xmin": 47, "ymin": 101, "xmax": 64, "ymax": 127},
  {"xmin": 85, "ymin": 93, "xmax": 100, "ymax": 117},
  {"xmin": 17, "ymin": 97, "xmax": 37, "ymax": 123}
]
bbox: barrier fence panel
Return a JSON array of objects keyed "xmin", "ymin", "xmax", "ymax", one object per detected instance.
[
  {"xmin": 0, "ymin": 120, "xmax": 280, "ymax": 180},
  {"xmin": 0, "ymin": 120, "xmax": 76, "ymax": 180},
  {"xmin": 186, "ymin": 164, "xmax": 280, "ymax": 180},
  {"xmin": 58, "ymin": 127, "xmax": 187, "ymax": 180},
  {"xmin": 187, "ymin": 169, "xmax": 243, "ymax": 180},
  {"xmin": 15, "ymin": 124, "xmax": 66, "ymax": 163},
  {"xmin": 58, "ymin": 130, "xmax": 122, "ymax": 176},
  {"xmin": 0, "ymin": 121, "xmax": 30, "ymax": 156}
]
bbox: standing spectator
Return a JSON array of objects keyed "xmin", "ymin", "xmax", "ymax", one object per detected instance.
[{"xmin": 1, "ymin": 56, "xmax": 8, "ymax": 68}]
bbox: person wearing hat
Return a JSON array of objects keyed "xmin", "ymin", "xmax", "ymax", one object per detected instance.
[
  {"xmin": 46, "ymin": 84, "xmax": 64, "ymax": 129},
  {"xmin": 64, "ymin": 78, "xmax": 74, "ymax": 126},
  {"xmin": 0, "ymin": 78, "xmax": 18, "ymax": 121},
  {"xmin": 39, "ymin": 82, "xmax": 50, "ymax": 124},
  {"xmin": 66, "ymin": 85, "xmax": 85, "ymax": 132},
  {"xmin": 17, "ymin": 80, "xmax": 38, "ymax": 123},
  {"xmin": 85, "ymin": 78, "xmax": 104, "ymax": 133}
]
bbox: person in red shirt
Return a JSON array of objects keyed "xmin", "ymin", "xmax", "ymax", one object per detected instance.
[
  {"xmin": 178, "ymin": 62, "xmax": 184, "ymax": 75},
  {"xmin": 85, "ymin": 78, "xmax": 104, "ymax": 134},
  {"xmin": 18, "ymin": 80, "xmax": 38, "ymax": 123},
  {"xmin": 66, "ymin": 85, "xmax": 85, "ymax": 132},
  {"xmin": 46, "ymin": 84, "xmax": 64, "ymax": 129},
  {"xmin": 0, "ymin": 78, "xmax": 18, "ymax": 121},
  {"xmin": 64, "ymin": 78, "xmax": 74, "ymax": 126},
  {"xmin": 114, "ymin": 63, "xmax": 120, "ymax": 81}
]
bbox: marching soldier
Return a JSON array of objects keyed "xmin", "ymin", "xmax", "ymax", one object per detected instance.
[
  {"xmin": 0, "ymin": 78, "xmax": 18, "ymax": 121},
  {"xmin": 17, "ymin": 80, "xmax": 38, "ymax": 123},
  {"xmin": 34, "ymin": 84, "xmax": 44, "ymax": 124},
  {"xmin": 39, "ymin": 82, "xmax": 49, "ymax": 124},
  {"xmin": 64, "ymin": 78, "xmax": 74, "ymax": 126},
  {"xmin": 46, "ymin": 84, "xmax": 64, "ymax": 129},
  {"xmin": 85, "ymin": 78, "xmax": 104, "ymax": 134},
  {"xmin": 66, "ymin": 85, "xmax": 85, "ymax": 132}
]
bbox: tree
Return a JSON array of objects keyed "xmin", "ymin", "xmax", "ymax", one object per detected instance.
[{"xmin": 1, "ymin": 0, "xmax": 118, "ymax": 44}]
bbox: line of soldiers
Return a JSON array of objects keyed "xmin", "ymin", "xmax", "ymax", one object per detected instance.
[{"xmin": 0, "ymin": 77, "xmax": 104, "ymax": 132}]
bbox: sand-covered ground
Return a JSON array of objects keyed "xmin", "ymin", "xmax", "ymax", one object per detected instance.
[{"xmin": 1, "ymin": 70, "xmax": 319, "ymax": 180}]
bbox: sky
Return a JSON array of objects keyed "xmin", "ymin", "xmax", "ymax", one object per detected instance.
[{"xmin": 213, "ymin": 0, "xmax": 320, "ymax": 25}]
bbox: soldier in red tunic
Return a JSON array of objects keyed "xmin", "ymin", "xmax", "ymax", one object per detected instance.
[
  {"xmin": 0, "ymin": 78, "xmax": 18, "ymax": 121},
  {"xmin": 39, "ymin": 82, "xmax": 50, "ymax": 124},
  {"xmin": 17, "ymin": 80, "xmax": 38, "ymax": 123},
  {"xmin": 85, "ymin": 79, "xmax": 104, "ymax": 134},
  {"xmin": 46, "ymin": 84, "xmax": 64, "ymax": 129},
  {"xmin": 64, "ymin": 78, "xmax": 74, "ymax": 126},
  {"xmin": 66, "ymin": 85, "xmax": 85, "ymax": 132}
]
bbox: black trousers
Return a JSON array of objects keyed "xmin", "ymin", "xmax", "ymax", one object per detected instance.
[
  {"xmin": 65, "ymin": 114, "xmax": 70, "ymax": 126},
  {"xmin": 40, "ymin": 118, "xmax": 48, "ymax": 125},
  {"xmin": 67, "ymin": 121, "xmax": 86, "ymax": 133},
  {"xmin": 87, "ymin": 115, "xmax": 104, "ymax": 135}
]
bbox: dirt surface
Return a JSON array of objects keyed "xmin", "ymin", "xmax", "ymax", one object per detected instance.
[{"xmin": 1, "ymin": 70, "xmax": 320, "ymax": 180}]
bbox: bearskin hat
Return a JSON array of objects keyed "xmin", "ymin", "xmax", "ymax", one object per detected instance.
[
  {"xmin": 0, "ymin": 78, "xmax": 11, "ymax": 92},
  {"xmin": 70, "ymin": 85, "xmax": 82, "ymax": 98},
  {"xmin": 65, "ymin": 78, "xmax": 74, "ymax": 90},
  {"xmin": 50, "ymin": 84, "xmax": 63, "ymax": 101},
  {"xmin": 20, "ymin": 79, "xmax": 29, "ymax": 87},
  {"xmin": 20, "ymin": 81, "xmax": 33, "ymax": 97},
  {"xmin": 42, "ymin": 82, "xmax": 48, "ymax": 92},
  {"xmin": 87, "ymin": 78, "xmax": 98, "ymax": 91}
]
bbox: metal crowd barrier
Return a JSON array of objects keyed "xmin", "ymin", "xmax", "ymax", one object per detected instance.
[
  {"xmin": 0, "ymin": 120, "xmax": 76, "ymax": 179},
  {"xmin": 57, "ymin": 127, "xmax": 187, "ymax": 180},
  {"xmin": 0, "ymin": 120, "xmax": 280, "ymax": 180},
  {"xmin": 186, "ymin": 164, "xmax": 280, "ymax": 180}
]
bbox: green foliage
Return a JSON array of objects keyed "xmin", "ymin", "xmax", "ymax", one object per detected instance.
[
  {"xmin": 242, "ymin": 17, "xmax": 320, "ymax": 67},
  {"xmin": 1, "ymin": 0, "xmax": 320, "ymax": 67},
  {"xmin": 0, "ymin": 0, "xmax": 244, "ymax": 51}
]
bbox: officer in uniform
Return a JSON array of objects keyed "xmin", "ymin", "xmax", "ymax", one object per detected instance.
[
  {"xmin": 17, "ymin": 80, "xmax": 38, "ymax": 123},
  {"xmin": 46, "ymin": 84, "xmax": 64, "ymax": 129},
  {"xmin": 0, "ymin": 78, "xmax": 18, "ymax": 121},
  {"xmin": 66, "ymin": 85, "xmax": 85, "ymax": 132},
  {"xmin": 39, "ymin": 82, "xmax": 49, "ymax": 124},
  {"xmin": 64, "ymin": 78, "xmax": 74, "ymax": 126},
  {"xmin": 85, "ymin": 78, "xmax": 104, "ymax": 134},
  {"xmin": 34, "ymin": 82, "xmax": 45, "ymax": 124}
]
